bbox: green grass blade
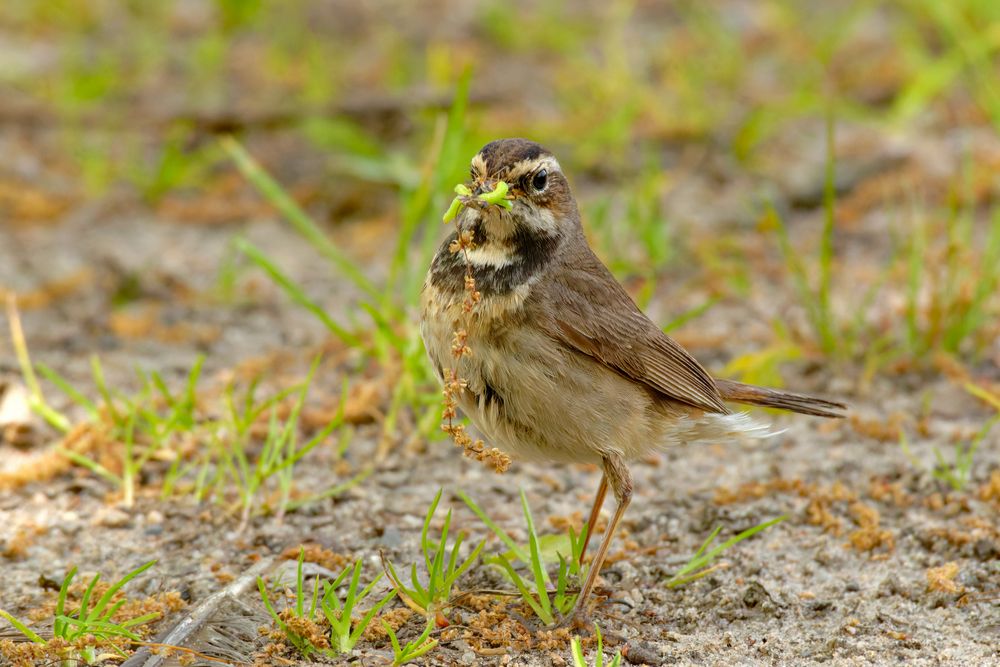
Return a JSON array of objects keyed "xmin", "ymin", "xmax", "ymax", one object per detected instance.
[
  {"xmin": 296, "ymin": 548, "xmax": 305, "ymax": 617},
  {"xmin": 383, "ymin": 619, "xmax": 403, "ymax": 654},
  {"xmin": 88, "ymin": 560, "xmax": 156, "ymax": 621},
  {"xmin": 446, "ymin": 537, "xmax": 484, "ymax": 590},
  {"xmin": 571, "ymin": 635, "xmax": 586, "ymax": 666},
  {"xmin": 257, "ymin": 577, "xmax": 287, "ymax": 630},
  {"xmin": 520, "ymin": 490, "xmax": 553, "ymax": 616},
  {"xmin": 457, "ymin": 490, "xmax": 528, "ymax": 562},
  {"xmin": 667, "ymin": 517, "xmax": 785, "ymax": 587},
  {"xmin": 76, "ymin": 572, "xmax": 101, "ymax": 629},
  {"xmin": 220, "ymin": 136, "xmax": 378, "ymax": 299},
  {"xmin": 0, "ymin": 609, "xmax": 46, "ymax": 644},
  {"xmin": 36, "ymin": 363, "xmax": 98, "ymax": 418},
  {"xmin": 421, "ymin": 488, "xmax": 444, "ymax": 571},
  {"xmin": 493, "ymin": 555, "xmax": 551, "ymax": 624},
  {"xmin": 348, "ymin": 589, "xmax": 396, "ymax": 650},
  {"xmin": 662, "ymin": 297, "xmax": 720, "ymax": 334},
  {"xmin": 235, "ymin": 237, "xmax": 362, "ymax": 348},
  {"xmin": 90, "ymin": 355, "xmax": 122, "ymax": 426}
]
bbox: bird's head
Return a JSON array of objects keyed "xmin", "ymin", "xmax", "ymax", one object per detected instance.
[
  {"xmin": 429, "ymin": 138, "xmax": 579, "ymax": 296},
  {"xmin": 458, "ymin": 138, "xmax": 579, "ymax": 242}
]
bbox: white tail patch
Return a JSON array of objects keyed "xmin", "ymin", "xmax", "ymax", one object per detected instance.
[{"xmin": 659, "ymin": 412, "xmax": 783, "ymax": 448}]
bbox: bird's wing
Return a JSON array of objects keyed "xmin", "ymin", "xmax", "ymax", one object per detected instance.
[{"xmin": 535, "ymin": 245, "xmax": 729, "ymax": 414}]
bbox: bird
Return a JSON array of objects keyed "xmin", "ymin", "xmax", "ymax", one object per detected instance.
[{"xmin": 419, "ymin": 137, "xmax": 846, "ymax": 620}]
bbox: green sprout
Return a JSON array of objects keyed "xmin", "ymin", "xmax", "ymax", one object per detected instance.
[
  {"xmin": 258, "ymin": 551, "xmax": 396, "ymax": 658},
  {"xmin": 0, "ymin": 561, "xmax": 160, "ymax": 665},
  {"xmin": 666, "ymin": 516, "xmax": 786, "ymax": 587},
  {"xmin": 383, "ymin": 617, "xmax": 438, "ymax": 665},
  {"xmin": 442, "ymin": 181, "xmax": 512, "ymax": 222},
  {"xmin": 459, "ymin": 489, "xmax": 586, "ymax": 626},
  {"xmin": 571, "ymin": 623, "xmax": 621, "ymax": 667},
  {"xmin": 382, "ymin": 489, "xmax": 485, "ymax": 618}
]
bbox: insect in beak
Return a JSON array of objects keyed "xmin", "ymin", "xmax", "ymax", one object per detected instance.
[{"xmin": 442, "ymin": 181, "xmax": 512, "ymax": 222}]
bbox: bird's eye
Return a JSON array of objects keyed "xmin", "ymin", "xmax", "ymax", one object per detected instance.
[{"xmin": 530, "ymin": 169, "xmax": 548, "ymax": 192}]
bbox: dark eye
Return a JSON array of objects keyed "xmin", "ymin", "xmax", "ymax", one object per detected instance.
[{"xmin": 530, "ymin": 169, "xmax": 548, "ymax": 192}]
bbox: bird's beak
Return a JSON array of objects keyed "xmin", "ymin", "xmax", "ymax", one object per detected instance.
[{"xmin": 472, "ymin": 179, "xmax": 496, "ymax": 197}]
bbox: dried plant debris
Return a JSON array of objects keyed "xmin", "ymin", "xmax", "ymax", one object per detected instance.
[
  {"xmin": 439, "ymin": 181, "xmax": 513, "ymax": 474},
  {"xmin": 925, "ymin": 562, "xmax": 962, "ymax": 595}
]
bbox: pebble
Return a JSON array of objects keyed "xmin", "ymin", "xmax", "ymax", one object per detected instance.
[
  {"xmin": 93, "ymin": 507, "xmax": 131, "ymax": 528},
  {"xmin": 973, "ymin": 538, "xmax": 999, "ymax": 561},
  {"xmin": 624, "ymin": 640, "xmax": 662, "ymax": 665},
  {"xmin": 146, "ymin": 510, "xmax": 165, "ymax": 525}
]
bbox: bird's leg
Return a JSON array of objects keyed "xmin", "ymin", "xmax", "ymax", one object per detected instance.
[
  {"xmin": 579, "ymin": 472, "xmax": 608, "ymax": 567},
  {"xmin": 573, "ymin": 454, "xmax": 632, "ymax": 615}
]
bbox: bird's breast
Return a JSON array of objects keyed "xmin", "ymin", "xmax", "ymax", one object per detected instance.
[{"xmin": 426, "ymin": 221, "xmax": 561, "ymax": 299}]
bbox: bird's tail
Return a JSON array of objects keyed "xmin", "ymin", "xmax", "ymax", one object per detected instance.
[{"xmin": 715, "ymin": 379, "xmax": 846, "ymax": 418}]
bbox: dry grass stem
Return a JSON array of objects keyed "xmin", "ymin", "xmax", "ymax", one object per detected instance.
[{"xmin": 440, "ymin": 206, "xmax": 510, "ymax": 473}]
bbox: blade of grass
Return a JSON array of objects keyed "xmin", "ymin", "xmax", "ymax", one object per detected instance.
[
  {"xmin": 0, "ymin": 610, "xmax": 46, "ymax": 644},
  {"xmin": 667, "ymin": 516, "xmax": 786, "ymax": 587},
  {"xmin": 235, "ymin": 237, "xmax": 362, "ymax": 348},
  {"xmin": 220, "ymin": 136, "xmax": 378, "ymax": 300},
  {"xmin": 457, "ymin": 490, "xmax": 528, "ymax": 562},
  {"xmin": 6, "ymin": 296, "xmax": 71, "ymax": 432},
  {"xmin": 662, "ymin": 297, "xmax": 721, "ymax": 334}
]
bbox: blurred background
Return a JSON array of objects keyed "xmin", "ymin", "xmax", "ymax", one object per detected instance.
[
  {"xmin": 2, "ymin": 0, "xmax": 999, "ymax": 463},
  {"xmin": 3, "ymin": 0, "xmax": 999, "ymax": 378}
]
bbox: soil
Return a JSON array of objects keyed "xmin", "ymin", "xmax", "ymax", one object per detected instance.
[{"xmin": 1, "ymin": 2, "xmax": 999, "ymax": 666}]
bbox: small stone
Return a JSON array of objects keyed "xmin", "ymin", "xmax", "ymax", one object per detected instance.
[
  {"xmin": 146, "ymin": 510, "xmax": 164, "ymax": 525},
  {"xmin": 742, "ymin": 581, "xmax": 773, "ymax": 608},
  {"xmin": 93, "ymin": 507, "xmax": 131, "ymax": 528},
  {"xmin": 973, "ymin": 538, "xmax": 999, "ymax": 561},
  {"xmin": 624, "ymin": 640, "xmax": 662, "ymax": 664},
  {"xmin": 807, "ymin": 599, "xmax": 834, "ymax": 614}
]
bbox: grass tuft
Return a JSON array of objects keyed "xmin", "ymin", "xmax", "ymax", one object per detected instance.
[
  {"xmin": 259, "ymin": 549, "xmax": 397, "ymax": 658},
  {"xmin": 460, "ymin": 490, "xmax": 586, "ymax": 625},
  {"xmin": 0, "ymin": 560, "xmax": 159, "ymax": 665},
  {"xmin": 382, "ymin": 488, "xmax": 485, "ymax": 618},
  {"xmin": 383, "ymin": 617, "xmax": 438, "ymax": 666}
]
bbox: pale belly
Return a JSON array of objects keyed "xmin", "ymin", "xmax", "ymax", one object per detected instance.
[{"xmin": 419, "ymin": 279, "xmax": 719, "ymax": 464}]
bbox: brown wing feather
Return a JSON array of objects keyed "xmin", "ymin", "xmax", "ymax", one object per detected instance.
[{"xmin": 535, "ymin": 242, "xmax": 729, "ymax": 415}]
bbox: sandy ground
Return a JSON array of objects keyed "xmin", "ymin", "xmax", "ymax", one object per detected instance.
[{"xmin": 1, "ymin": 3, "xmax": 999, "ymax": 664}]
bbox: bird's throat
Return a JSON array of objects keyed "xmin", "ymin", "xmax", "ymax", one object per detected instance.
[{"xmin": 428, "ymin": 217, "xmax": 560, "ymax": 297}]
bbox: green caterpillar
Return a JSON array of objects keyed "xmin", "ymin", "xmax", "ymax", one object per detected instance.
[{"xmin": 442, "ymin": 181, "xmax": 512, "ymax": 223}]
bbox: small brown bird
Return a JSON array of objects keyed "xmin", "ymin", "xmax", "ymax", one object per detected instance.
[{"xmin": 420, "ymin": 138, "xmax": 845, "ymax": 619}]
